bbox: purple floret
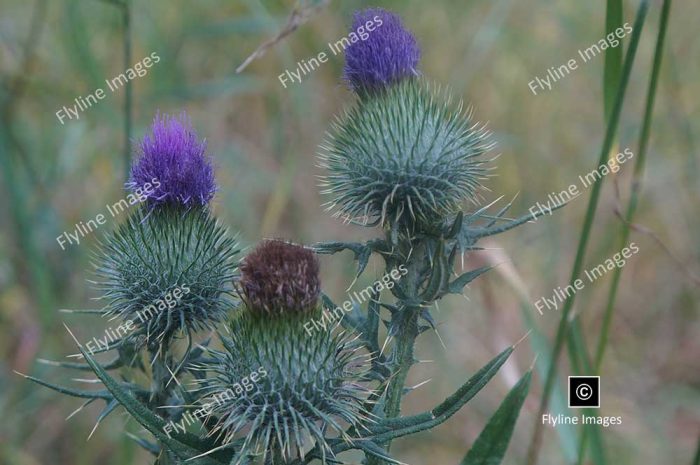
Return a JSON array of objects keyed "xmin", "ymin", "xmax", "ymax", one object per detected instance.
[
  {"xmin": 128, "ymin": 112, "xmax": 215, "ymax": 207},
  {"xmin": 343, "ymin": 8, "xmax": 420, "ymax": 93}
]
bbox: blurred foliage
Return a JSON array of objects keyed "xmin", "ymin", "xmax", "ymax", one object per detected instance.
[{"xmin": 0, "ymin": 0, "xmax": 698, "ymax": 464}]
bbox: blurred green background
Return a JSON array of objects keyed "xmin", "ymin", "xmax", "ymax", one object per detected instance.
[{"xmin": 0, "ymin": 0, "xmax": 698, "ymax": 464}]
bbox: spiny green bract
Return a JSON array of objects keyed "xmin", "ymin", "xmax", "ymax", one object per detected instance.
[
  {"xmin": 319, "ymin": 78, "xmax": 494, "ymax": 231},
  {"xmin": 92, "ymin": 206, "xmax": 240, "ymax": 352},
  {"xmin": 190, "ymin": 310, "xmax": 374, "ymax": 464}
]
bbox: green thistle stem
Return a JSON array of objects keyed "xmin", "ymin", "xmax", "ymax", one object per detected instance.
[
  {"xmin": 367, "ymin": 311, "xmax": 419, "ymax": 465},
  {"xmin": 368, "ymin": 236, "xmax": 430, "ymax": 465},
  {"xmin": 384, "ymin": 308, "xmax": 420, "ymax": 419},
  {"xmin": 149, "ymin": 351, "xmax": 174, "ymax": 409}
]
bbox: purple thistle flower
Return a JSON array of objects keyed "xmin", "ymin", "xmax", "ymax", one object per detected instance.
[
  {"xmin": 343, "ymin": 8, "xmax": 420, "ymax": 93},
  {"xmin": 128, "ymin": 112, "xmax": 215, "ymax": 207}
]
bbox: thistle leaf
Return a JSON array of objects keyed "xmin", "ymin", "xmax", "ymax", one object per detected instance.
[
  {"xmin": 460, "ymin": 370, "xmax": 532, "ymax": 465},
  {"xmin": 312, "ymin": 239, "xmax": 385, "ymax": 278},
  {"xmin": 75, "ymin": 343, "xmax": 227, "ymax": 464},
  {"xmin": 448, "ymin": 266, "xmax": 493, "ymax": 294},
  {"xmin": 355, "ymin": 440, "xmax": 404, "ymax": 464},
  {"xmin": 446, "ymin": 211, "xmax": 464, "ymax": 239},
  {"xmin": 421, "ymin": 240, "xmax": 447, "ymax": 301},
  {"xmin": 369, "ymin": 347, "xmax": 514, "ymax": 442},
  {"xmin": 19, "ymin": 373, "xmax": 113, "ymax": 400}
]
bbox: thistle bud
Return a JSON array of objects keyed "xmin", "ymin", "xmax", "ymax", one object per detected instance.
[
  {"xmin": 95, "ymin": 112, "xmax": 238, "ymax": 352},
  {"xmin": 320, "ymin": 79, "xmax": 494, "ymax": 231},
  {"xmin": 95, "ymin": 192, "xmax": 239, "ymax": 352}
]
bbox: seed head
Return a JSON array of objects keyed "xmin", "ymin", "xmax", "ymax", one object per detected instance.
[{"xmin": 239, "ymin": 240, "xmax": 320, "ymax": 316}]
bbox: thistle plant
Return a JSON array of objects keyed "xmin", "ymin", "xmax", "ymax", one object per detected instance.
[
  {"xmin": 27, "ymin": 112, "xmax": 245, "ymax": 463},
  {"xmin": 26, "ymin": 7, "xmax": 548, "ymax": 465},
  {"xmin": 314, "ymin": 7, "xmax": 544, "ymax": 465}
]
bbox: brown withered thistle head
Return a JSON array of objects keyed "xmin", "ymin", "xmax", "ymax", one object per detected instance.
[{"xmin": 239, "ymin": 239, "xmax": 321, "ymax": 316}]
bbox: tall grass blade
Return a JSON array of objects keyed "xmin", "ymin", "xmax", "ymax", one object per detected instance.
[
  {"xmin": 577, "ymin": 2, "xmax": 673, "ymax": 462},
  {"xmin": 604, "ymin": 0, "xmax": 624, "ymax": 122},
  {"xmin": 595, "ymin": 0, "xmax": 672, "ymax": 370},
  {"xmin": 568, "ymin": 2, "xmax": 626, "ymax": 461},
  {"xmin": 525, "ymin": 2, "xmax": 651, "ymax": 464}
]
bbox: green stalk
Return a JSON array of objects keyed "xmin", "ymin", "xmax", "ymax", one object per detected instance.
[
  {"xmin": 367, "ymin": 239, "xmax": 427, "ymax": 465},
  {"xmin": 603, "ymin": 0, "xmax": 624, "ymax": 123},
  {"xmin": 525, "ymin": 3, "xmax": 650, "ymax": 465},
  {"xmin": 595, "ymin": 0, "xmax": 671, "ymax": 370},
  {"xmin": 382, "ymin": 311, "xmax": 420, "ymax": 421},
  {"xmin": 575, "ymin": 3, "xmax": 672, "ymax": 462},
  {"xmin": 567, "ymin": 0, "xmax": 625, "ymax": 377},
  {"xmin": 122, "ymin": 0, "xmax": 133, "ymax": 179},
  {"xmin": 569, "ymin": 1, "xmax": 624, "ymax": 461}
]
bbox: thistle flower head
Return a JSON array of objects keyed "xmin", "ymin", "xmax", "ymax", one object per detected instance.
[
  {"xmin": 128, "ymin": 112, "xmax": 216, "ymax": 207},
  {"xmin": 239, "ymin": 239, "xmax": 320, "ymax": 316},
  {"xmin": 320, "ymin": 80, "xmax": 494, "ymax": 231},
  {"xmin": 343, "ymin": 8, "xmax": 420, "ymax": 94},
  {"xmin": 94, "ymin": 207, "xmax": 239, "ymax": 352},
  {"xmin": 190, "ymin": 313, "xmax": 374, "ymax": 464}
]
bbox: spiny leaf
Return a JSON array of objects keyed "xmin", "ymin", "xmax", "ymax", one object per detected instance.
[
  {"xmin": 72, "ymin": 336, "xmax": 227, "ymax": 464},
  {"xmin": 370, "ymin": 347, "xmax": 514, "ymax": 442},
  {"xmin": 446, "ymin": 211, "xmax": 464, "ymax": 239},
  {"xmin": 421, "ymin": 240, "xmax": 447, "ymax": 301},
  {"xmin": 313, "ymin": 240, "xmax": 380, "ymax": 279},
  {"xmin": 355, "ymin": 440, "xmax": 404, "ymax": 464},
  {"xmin": 19, "ymin": 372, "xmax": 113, "ymax": 400},
  {"xmin": 302, "ymin": 347, "xmax": 516, "ymax": 463},
  {"xmin": 460, "ymin": 370, "xmax": 532, "ymax": 465},
  {"xmin": 448, "ymin": 266, "xmax": 492, "ymax": 294}
]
